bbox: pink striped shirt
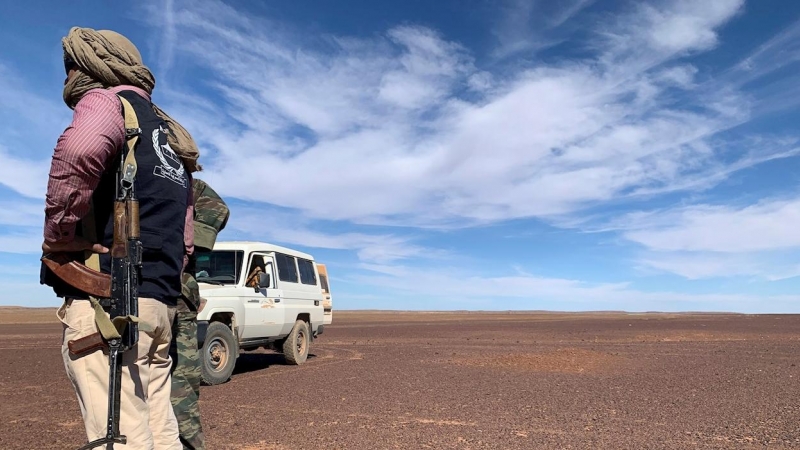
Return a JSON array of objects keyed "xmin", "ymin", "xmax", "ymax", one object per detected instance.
[{"xmin": 43, "ymin": 85, "xmax": 194, "ymax": 265}]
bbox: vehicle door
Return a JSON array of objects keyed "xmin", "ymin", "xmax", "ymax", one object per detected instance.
[
  {"xmin": 276, "ymin": 254, "xmax": 323, "ymax": 335},
  {"xmin": 241, "ymin": 253, "xmax": 284, "ymax": 338}
]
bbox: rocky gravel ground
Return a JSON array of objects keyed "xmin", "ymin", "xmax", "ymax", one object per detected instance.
[{"xmin": 0, "ymin": 310, "xmax": 797, "ymax": 449}]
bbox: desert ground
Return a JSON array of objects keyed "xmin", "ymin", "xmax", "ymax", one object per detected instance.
[{"xmin": 0, "ymin": 308, "xmax": 798, "ymax": 449}]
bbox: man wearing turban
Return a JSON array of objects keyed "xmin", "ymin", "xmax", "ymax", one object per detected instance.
[{"xmin": 42, "ymin": 27, "xmax": 201, "ymax": 449}]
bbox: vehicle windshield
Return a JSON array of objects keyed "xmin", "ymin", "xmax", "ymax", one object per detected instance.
[{"xmin": 195, "ymin": 250, "xmax": 244, "ymax": 285}]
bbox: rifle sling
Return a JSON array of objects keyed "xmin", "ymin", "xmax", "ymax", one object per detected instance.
[
  {"xmin": 118, "ymin": 95, "xmax": 140, "ymax": 187},
  {"xmin": 83, "ymin": 95, "xmax": 143, "ymax": 342}
]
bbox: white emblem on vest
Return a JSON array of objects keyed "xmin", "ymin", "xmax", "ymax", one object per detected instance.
[{"xmin": 152, "ymin": 126, "xmax": 187, "ymax": 187}]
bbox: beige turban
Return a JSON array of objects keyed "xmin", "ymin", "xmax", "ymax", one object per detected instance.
[{"xmin": 62, "ymin": 27, "xmax": 201, "ymax": 173}]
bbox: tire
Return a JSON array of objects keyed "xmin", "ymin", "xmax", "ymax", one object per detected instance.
[
  {"xmin": 201, "ymin": 321, "xmax": 238, "ymax": 385},
  {"xmin": 282, "ymin": 319, "xmax": 310, "ymax": 365}
]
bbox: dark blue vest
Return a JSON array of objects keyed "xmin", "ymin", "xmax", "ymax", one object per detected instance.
[{"xmin": 42, "ymin": 90, "xmax": 189, "ymax": 304}]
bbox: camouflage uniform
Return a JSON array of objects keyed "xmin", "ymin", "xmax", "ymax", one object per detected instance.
[
  {"xmin": 170, "ymin": 178, "xmax": 229, "ymax": 449},
  {"xmin": 191, "ymin": 180, "xmax": 231, "ymax": 252},
  {"xmin": 170, "ymin": 272, "xmax": 205, "ymax": 449}
]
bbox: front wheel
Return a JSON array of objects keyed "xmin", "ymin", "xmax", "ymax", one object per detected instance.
[
  {"xmin": 201, "ymin": 322, "xmax": 237, "ymax": 385},
  {"xmin": 282, "ymin": 319, "xmax": 310, "ymax": 365}
]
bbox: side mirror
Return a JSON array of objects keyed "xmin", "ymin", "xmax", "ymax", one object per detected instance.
[{"xmin": 258, "ymin": 272, "xmax": 271, "ymax": 289}]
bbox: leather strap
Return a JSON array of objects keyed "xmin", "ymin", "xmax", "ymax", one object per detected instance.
[
  {"xmin": 118, "ymin": 95, "xmax": 141, "ymax": 191},
  {"xmin": 89, "ymin": 94, "xmax": 144, "ymax": 341}
]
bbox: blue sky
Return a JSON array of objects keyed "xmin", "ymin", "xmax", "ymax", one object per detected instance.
[{"xmin": 1, "ymin": 0, "xmax": 799, "ymax": 312}]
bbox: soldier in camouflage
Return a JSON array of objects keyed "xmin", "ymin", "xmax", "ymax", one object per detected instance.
[
  {"xmin": 170, "ymin": 178, "xmax": 230, "ymax": 450},
  {"xmin": 170, "ymin": 272, "xmax": 205, "ymax": 449}
]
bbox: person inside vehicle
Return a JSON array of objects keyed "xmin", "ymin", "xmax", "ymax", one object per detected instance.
[{"xmin": 245, "ymin": 256, "xmax": 266, "ymax": 288}]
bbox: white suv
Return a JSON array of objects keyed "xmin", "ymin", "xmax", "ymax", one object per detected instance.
[{"xmin": 194, "ymin": 241, "xmax": 328, "ymax": 385}]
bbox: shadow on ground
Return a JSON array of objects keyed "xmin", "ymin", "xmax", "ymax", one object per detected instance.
[{"xmin": 231, "ymin": 352, "xmax": 318, "ymax": 376}]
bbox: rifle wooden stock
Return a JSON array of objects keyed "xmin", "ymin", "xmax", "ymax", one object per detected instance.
[
  {"xmin": 68, "ymin": 332, "xmax": 107, "ymax": 356},
  {"xmin": 41, "ymin": 253, "xmax": 111, "ymax": 298}
]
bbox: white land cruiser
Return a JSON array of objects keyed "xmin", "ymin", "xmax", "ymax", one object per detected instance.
[{"xmin": 194, "ymin": 241, "xmax": 329, "ymax": 385}]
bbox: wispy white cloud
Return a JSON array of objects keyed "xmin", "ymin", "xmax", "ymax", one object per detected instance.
[
  {"xmin": 608, "ymin": 196, "xmax": 800, "ymax": 280},
  {"xmin": 0, "ymin": 230, "xmax": 43, "ymax": 254},
  {"xmin": 0, "ymin": 64, "xmax": 67, "ymax": 137},
  {"xmin": 623, "ymin": 198, "xmax": 800, "ymax": 253},
  {"xmin": 636, "ymin": 0, "xmax": 744, "ymax": 53},
  {"xmin": 349, "ymin": 263, "xmax": 800, "ymax": 313},
  {"xmin": 0, "ymin": 64, "xmax": 68, "ymax": 200},
  {"xmin": 0, "ymin": 0, "xmax": 794, "ymax": 310},
  {"xmin": 156, "ymin": 0, "xmax": 178, "ymax": 80},
  {"xmin": 225, "ymin": 208, "xmax": 433, "ymax": 264},
  {"xmin": 491, "ymin": 0, "xmax": 539, "ymax": 58},
  {"xmin": 490, "ymin": 0, "xmax": 595, "ymax": 59},
  {"xmin": 721, "ymin": 18, "xmax": 800, "ymax": 115},
  {"xmin": 550, "ymin": 0, "xmax": 595, "ymax": 29},
  {"xmin": 732, "ymin": 17, "xmax": 800, "ymax": 83},
  {"xmin": 0, "ymin": 200, "xmax": 46, "ymax": 260},
  {"xmin": 599, "ymin": 0, "xmax": 745, "ymax": 71},
  {"xmin": 0, "ymin": 0, "xmax": 797, "ymax": 311},
  {"xmin": 153, "ymin": 0, "xmax": 785, "ymax": 233},
  {"xmin": 142, "ymin": 0, "xmax": 800, "ymax": 300},
  {"xmin": 635, "ymin": 252, "xmax": 800, "ymax": 281},
  {"xmin": 0, "ymin": 200, "xmax": 44, "ymax": 227},
  {"xmin": 0, "ymin": 144, "xmax": 50, "ymax": 199}
]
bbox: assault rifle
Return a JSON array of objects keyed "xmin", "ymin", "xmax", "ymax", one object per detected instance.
[{"xmin": 42, "ymin": 131, "xmax": 142, "ymax": 449}]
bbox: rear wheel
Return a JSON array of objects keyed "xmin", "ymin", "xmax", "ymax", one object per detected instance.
[
  {"xmin": 283, "ymin": 319, "xmax": 310, "ymax": 365},
  {"xmin": 201, "ymin": 321, "xmax": 237, "ymax": 385}
]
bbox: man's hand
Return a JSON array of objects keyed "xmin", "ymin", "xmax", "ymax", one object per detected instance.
[{"xmin": 42, "ymin": 236, "xmax": 108, "ymax": 254}]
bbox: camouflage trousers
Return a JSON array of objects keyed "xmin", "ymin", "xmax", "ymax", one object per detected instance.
[{"xmin": 170, "ymin": 274, "xmax": 205, "ymax": 449}]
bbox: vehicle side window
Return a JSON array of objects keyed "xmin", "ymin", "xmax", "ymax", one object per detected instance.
[
  {"xmin": 319, "ymin": 274, "xmax": 329, "ymax": 293},
  {"xmin": 275, "ymin": 252, "xmax": 299, "ymax": 283},
  {"xmin": 298, "ymin": 258, "xmax": 317, "ymax": 285}
]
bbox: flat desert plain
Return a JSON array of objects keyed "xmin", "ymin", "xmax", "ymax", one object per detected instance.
[{"xmin": 0, "ymin": 308, "xmax": 798, "ymax": 449}]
